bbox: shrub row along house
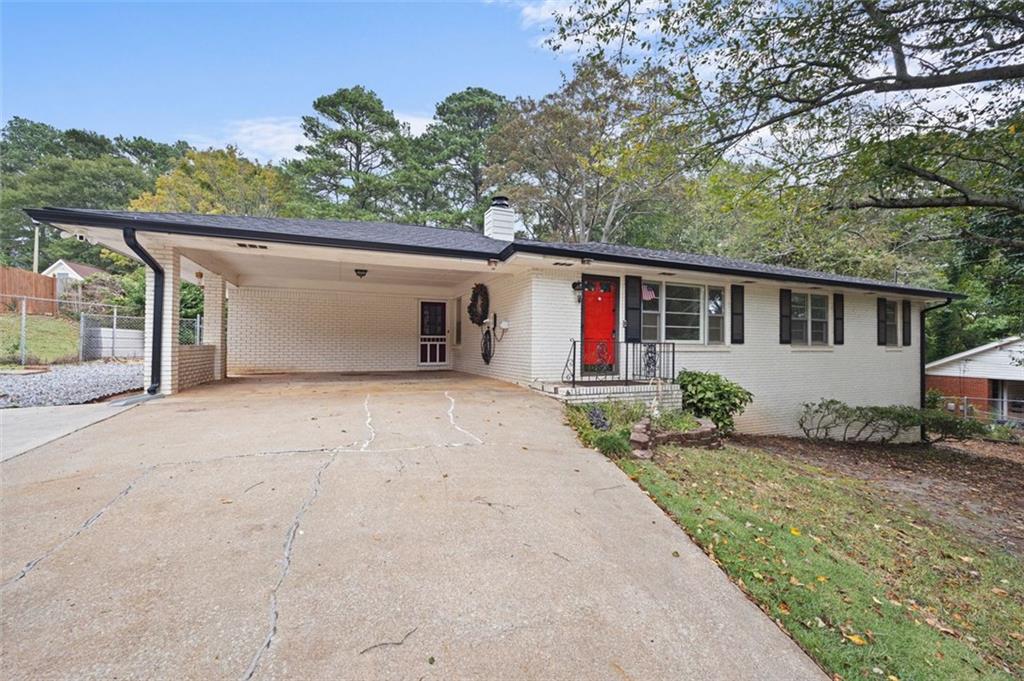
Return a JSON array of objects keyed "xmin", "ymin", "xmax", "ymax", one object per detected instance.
[{"xmin": 26, "ymin": 200, "xmax": 958, "ymax": 436}]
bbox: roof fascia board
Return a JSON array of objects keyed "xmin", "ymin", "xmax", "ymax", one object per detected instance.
[
  {"xmin": 925, "ymin": 336, "xmax": 1023, "ymax": 368},
  {"xmin": 29, "ymin": 207, "xmax": 961, "ymax": 300},
  {"xmin": 27, "ymin": 208, "xmax": 501, "ymax": 263},
  {"xmin": 509, "ymin": 243, "xmax": 962, "ymax": 299}
]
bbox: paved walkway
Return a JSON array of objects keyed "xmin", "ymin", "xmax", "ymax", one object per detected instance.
[
  {"xmin": 0, "ymin": 403, "xmax": 135, "ymax": 461},
  {"xmin": 0, "ymin": 372, "xmax": 824, "ymax": 680}
]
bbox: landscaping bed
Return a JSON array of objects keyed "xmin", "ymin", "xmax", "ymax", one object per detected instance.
[{"xmin": 0, "ymin": 361, "xmax": 143, "ymax": 407}]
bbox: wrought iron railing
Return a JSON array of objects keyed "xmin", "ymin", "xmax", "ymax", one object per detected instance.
[{"xmin": 561, "ymin": 340, "xmax": 676, "ymax": 387}]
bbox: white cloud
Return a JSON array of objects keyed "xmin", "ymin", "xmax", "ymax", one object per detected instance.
[
  {"xmin": 184, "ymin": 117, "xmax": 305, "ymax": 164},
  {"xmin": 397, "ymin": 112, "xmax": 434, "ymax": 136},
  {"xmin": 186, "ymin": 112, "xmax": 438, "ymax": 163}
]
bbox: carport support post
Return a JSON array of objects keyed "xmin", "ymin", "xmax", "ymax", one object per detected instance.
[
  {"xmin": 144, "ymin": 244, "xmax": 181, "ymax": 394},
  {"xmin": 202, "ymin": 273, "xmax": 227, "ymax": 380}
]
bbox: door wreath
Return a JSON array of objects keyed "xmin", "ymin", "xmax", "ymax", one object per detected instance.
[{"xmin": 468, "ymin": 283, "xmax": 489, "ymax": 326}]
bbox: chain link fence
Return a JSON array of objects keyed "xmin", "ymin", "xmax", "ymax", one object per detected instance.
[{"xmin": 1, "ymin": 293, "xmax": 202, "ymax": 366}]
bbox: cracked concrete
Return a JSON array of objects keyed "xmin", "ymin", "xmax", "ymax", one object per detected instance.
[{"xmin": 1, "ymin": 371, "xmax": 824, "ymax": 680}]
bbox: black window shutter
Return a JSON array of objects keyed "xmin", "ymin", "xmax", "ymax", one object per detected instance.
[
  {"xmin": 730, "ymin": 285, "xmax": 745, "ymax": 344},
  {"xmin": 779, "ymin": 289, "xmax": 792, "ymax": 344},
  {"xmin": 624, "ymin": 276, "xmax": 642, "ymax": 343},
  {"xmin": 877, "ymin": 298, "xmax": 887, "ymax": 346},
  {"xmin": 902, "ymin": 300, "xmax": 912, "ymax": 346},
  {"xmin": 833, "ymin": 293, "xmax": 844, "ymax": 345}
]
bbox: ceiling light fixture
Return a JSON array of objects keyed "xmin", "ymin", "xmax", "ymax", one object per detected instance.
[{"xmin": 354, "ymin": 269, "xmax": 368, "ymax": 279}]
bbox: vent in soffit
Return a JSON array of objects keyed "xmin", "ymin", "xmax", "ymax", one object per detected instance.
[
  {"xmin": 552, "ymin": 261, "xmax": 575, "ymax": 267},
  {"xmin": 236, "ymin": 242, "xmax": 268, "ymax": 250}
]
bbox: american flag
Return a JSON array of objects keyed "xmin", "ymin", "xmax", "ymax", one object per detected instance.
[{"xmin": 642, "ymin": 284, "xmax": 657, "ymax": 302}]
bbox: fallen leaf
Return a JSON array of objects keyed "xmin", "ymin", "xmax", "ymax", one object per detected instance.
[
  {"xmin": 778, "ymin": 602, "xmax": 791, "ymax": 615},
  {"xmin": 845, "ymin": 634, "xmax": 867, "ymax": 646},
  {"xmin": 991, "ymin": 587, "xmax": 1008, "ymax": 596},
  {"xmin": 816, "ymin": 575, "xmax": 828, "ymax": 582},
  {"xmin": 790, "ymin": 527, "xmax": 801, "ymax": 537}
]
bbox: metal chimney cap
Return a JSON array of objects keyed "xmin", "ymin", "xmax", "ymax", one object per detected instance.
[{"xmin": 490, "ymin": 195, "xmax": 511, "ymax": 208}]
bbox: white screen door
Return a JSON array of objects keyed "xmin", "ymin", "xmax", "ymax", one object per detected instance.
[{"xmin": 419, "ymin": 301, "xmax": 447, "ymax": 366}]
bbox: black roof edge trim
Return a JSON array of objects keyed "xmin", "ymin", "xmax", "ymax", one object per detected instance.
[
  {"xmin": 26, "ymin": 207, "xmax": 963, "ymax": 300},
  {"xmin": 24, "ymin": 207, "xmax": 501, "ymax": 263},
  {"xmin": 512, "ymin": 243, "xmax": 964, "ymax": 299}
]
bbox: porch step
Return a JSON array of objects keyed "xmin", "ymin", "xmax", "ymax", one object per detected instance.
[{"xmin": 530, "ymin": 381, "xmax": 683, "ymax": 407}]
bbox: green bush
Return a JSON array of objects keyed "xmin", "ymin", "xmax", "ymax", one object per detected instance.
[
  {"xmin": 924, "ymin": 388, "xmax": 945, "ymax": 410},
  {"xmin": 800, "ymin": 399, "xmax": 922, "ymax": 443},
  {"xmin": 675, "ymin": 370, "xmax": 753, "ymax": 434},
  {"xmin": 987, "ymin": 423, "xmax": 1021, "ymax": 443},
  {"xmin": 921, "ymin": 409, "xmax": 989, "ymax": 443},
  {"xmin": 593, "ymin": 429, "xmax": 632, "ymax": 457},
  {"xmin": 799, "ymin": 399, "xmax": 995, "ymax": 444}
]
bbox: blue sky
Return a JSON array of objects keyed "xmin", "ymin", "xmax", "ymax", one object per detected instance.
[{"xmin": 1, "ymin": 1, "xmax": 568, "ymax": 162}]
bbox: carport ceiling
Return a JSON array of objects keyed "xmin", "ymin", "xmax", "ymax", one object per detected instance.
[{"xmin": 184, "ymin": 248, "xmax": 475, "ymax": 288}]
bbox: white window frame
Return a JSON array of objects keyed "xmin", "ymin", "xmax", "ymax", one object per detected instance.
[
  {"xmin": 789, "ymin": 291, "xmax": 831, "ymax": 347},
  {"xmin": 883, "ymin": 299, "xmax": 899, "ymax": 347},
  {"xmin": 639, "ymin": 280, "xmax": 729, "ymax": 346}
]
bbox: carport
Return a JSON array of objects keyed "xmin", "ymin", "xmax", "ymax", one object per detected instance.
[{"xmin": 25, "ymin": 208, "xmax": 519, "ymax": 396}]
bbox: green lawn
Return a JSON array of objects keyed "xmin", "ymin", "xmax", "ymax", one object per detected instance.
[
  {"xmin": 0, "ymin": 313, "xmax": 80, "ymax": 364},
  {"xmin": 619, "ymin": 446, "xmax": 1024, "ymax": 680}
]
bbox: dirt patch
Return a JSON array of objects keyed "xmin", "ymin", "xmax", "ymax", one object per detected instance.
[{"xmin": 730, "ymin": 434, "xmax": 1024, "ymax": 558}]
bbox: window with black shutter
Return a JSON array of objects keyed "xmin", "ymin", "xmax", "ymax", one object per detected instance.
[
  {"xmin": 624, "ymin": 275, "xmax": 642, "ymax": 343},
  {"xmin": 780, "ymin": 289, "xmax": 792, "ymax": 344},
  {"xmin": 730, "ymin": 285, "xmax": 744, "ymax": 344},
  {"xmin": 833, "ymin": 293, "xmax": 844, "ymax": 345},
  {"xmin": 902, "ymin": 300, "xmax": 912, "ymax": 346}
]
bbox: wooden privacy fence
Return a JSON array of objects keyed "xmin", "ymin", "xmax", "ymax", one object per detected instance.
[{"xmin": 0, "ymin": 266, "xmax": 57, "ymax": 315}]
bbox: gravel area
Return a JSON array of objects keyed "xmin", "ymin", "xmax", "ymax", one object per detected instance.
[{"xmin": 0, "ymin": 362, "xmax": 144, "ymax": 408}]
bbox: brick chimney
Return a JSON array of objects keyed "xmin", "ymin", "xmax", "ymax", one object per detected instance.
[{"xmin": 483, "ymin": 195, "xmax": 516, "ymax": 242}]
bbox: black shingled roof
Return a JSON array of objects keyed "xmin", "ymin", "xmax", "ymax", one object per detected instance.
[{"xmin": 25, "ymin": 207, "xmax": 959, "ymax": 298}]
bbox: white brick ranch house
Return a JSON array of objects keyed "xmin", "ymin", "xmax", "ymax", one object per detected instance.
[{"xmin": 27, "ymin": 201, "xmax": 959, "ymax": 436}]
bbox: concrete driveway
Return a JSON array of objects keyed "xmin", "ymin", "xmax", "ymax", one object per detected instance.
[{"xmin": 0, "ymin": 372, "xmax": 823, "ymax": 680}]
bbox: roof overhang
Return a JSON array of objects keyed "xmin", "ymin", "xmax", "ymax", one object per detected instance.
[{"xmin": 27, "ymin": 206, "xmax": 963, "ymax": 300}]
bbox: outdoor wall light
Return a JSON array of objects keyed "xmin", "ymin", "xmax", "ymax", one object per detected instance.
[{"xmin": 571, "ymin": 280, "xmax": 584, "ymax": 303}]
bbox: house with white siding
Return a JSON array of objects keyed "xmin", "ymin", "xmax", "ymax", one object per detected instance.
[{"xmin": 26, "ymin": 200, "xmax": 960, "ymax": 436}]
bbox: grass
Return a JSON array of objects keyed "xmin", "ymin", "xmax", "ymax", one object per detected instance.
[
  {"xmin": 618, "ymin": 445, "xmax": 1024, "ymax": 680},
  {"xmin": 0, "ymin": 313, "xmax": 80, "ymax": 364}
]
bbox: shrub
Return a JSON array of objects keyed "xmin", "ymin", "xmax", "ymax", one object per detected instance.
[
  {"xmin": 593, "ymin": 429, "xmax": 632, "ymax": 457},
  {"xmin": 676, "ymin": 370, "xmax": 753, "ymax": 434},
  {"xmin": 799, "ymin": 399, "xmax": 921, "ymax": 443},
  {"xmin": 924, "ymin": 388, "xmax": 945, "ymax": 410},
  {"xmin": 921, "ymin": 410, "xmax": 989, "ymax": 443},
  {"xmin": 988, "ymin": 423, "xmax": 1021, "ymax": 443}
]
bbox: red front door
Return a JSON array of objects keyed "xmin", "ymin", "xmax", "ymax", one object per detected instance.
[{"xmin": 582, "ymin": 275, "xmax": 618, "ymax": 372}]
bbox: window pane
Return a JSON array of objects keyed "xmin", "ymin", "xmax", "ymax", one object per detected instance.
[
  {"xmin": 707, "ymin": 287, "xmax": 724, "ymax": 316},
  {"xmin": 665, "ymin": 325, "xmax": 700, "ymax": 341},
  {"xmin": 708, "ymin": 316, "xmax": 724, "ymax": 343},
  {"xmin": 886, "ymin": 301, "xmax": 898, "ymax": 346},
  {"xmin": 810, "ymin": 294, "xmax": 828, "ymax": 321},
  {"xmin": 790, "ymin": 293, "xmax": 808, "ymax": 345},
  {"xmin": 811, "ymin": 320, "xmax": 827, "ymax": 345},
  {"xmin": 663, "ymin": 284, "xmax": 703, "ymax": 342},
  {"xmin": 642, "ymin": 282, "xmax": 660, "ymax": 311}
]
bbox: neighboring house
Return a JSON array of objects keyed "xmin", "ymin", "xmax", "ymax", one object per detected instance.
[
  {"xmin": 926, "ymin": 337, "xmax": 1024, "ymax": 424},
  {"xmin": 26, "ymin": 201, "xmax": 960, "ymax": 436},
  {"xmin": 41, "ymin": 259, "xmax": 106, "ymax": 296}
]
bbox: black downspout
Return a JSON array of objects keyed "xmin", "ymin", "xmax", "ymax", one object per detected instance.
[
  {"xmin": 920, "ymin": 297, "xmax": 953, "ymax": 441},
  {"xmin": 123, "ymin": 228, "xmax": 163, "ymax": 395}
]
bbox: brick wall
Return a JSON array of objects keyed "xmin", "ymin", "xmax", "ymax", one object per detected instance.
[
  {"xmin": 452, "ymin": 270, "xmax": 534, "ymax": 381},
  {"xmin": 926, "ymin": 374, "xmax": 990, "ymax": 400},
  {"xmin": 528, "ymin": 271, "xmax": 923, "ymax": 438},
  {"xmin": 176, "ymin": 344, "xmax": 215, "ymax": 391},
  {"xmin": 227, "ymin": 287, "xmax": 428, "ymax": 374}
]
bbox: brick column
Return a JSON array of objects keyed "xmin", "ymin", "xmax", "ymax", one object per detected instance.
[
  {"xmin": 143, "ymin": 244, "xmax": 180, "ymax": 395},
  {"xmin": 203, "ymin": 273, "xmax": 227, "ymax": 380}
]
